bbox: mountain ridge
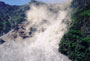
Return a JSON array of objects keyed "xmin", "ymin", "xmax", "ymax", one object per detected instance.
[{"xmin": 0, "ymin": 1, "xmax": 31, "ymax": 36}]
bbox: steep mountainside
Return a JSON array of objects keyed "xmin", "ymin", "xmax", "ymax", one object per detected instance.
[
  {"xmin": 0, "ymin": 1, "xmax": 71, "ymax": 61},
  {"xmin": 0, "ymin": 1, "xmax": 30, "ymax": 36},
  {"xmin": 59, "ymin": 0, "xmax": 90, "ymax": 61},
  {"xmin": 0, "ymin": 1, "xmax": 46, "ymax": 36},
  {"xmin": 0, "ymin": 0, "xmax": 90, "ymax": 61}
]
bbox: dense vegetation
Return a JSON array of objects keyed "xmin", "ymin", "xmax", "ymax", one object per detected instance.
[
  {"xmin": 59, "ymin": 0, "xmax": 90, "ymax": 61},
  {"xmin": 0, "ymin": 1, "xmax": 30, "ymax": 36}
]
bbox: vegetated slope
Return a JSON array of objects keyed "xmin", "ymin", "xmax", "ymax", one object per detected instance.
[
  {"xmin": 0, "ymin": 1, "xmax": 30, "ymax": 36},
  {"xmin": 59, "ymin": 0, "xmax": 90, "ymax": 61}
]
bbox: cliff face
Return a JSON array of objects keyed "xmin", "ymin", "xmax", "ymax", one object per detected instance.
[{"xmin": 59, "ymin": 0, "xmax": 90, "ymax": 61}]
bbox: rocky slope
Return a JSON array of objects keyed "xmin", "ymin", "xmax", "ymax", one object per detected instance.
[
  {"xmin": 0, "ymin": 0, "xmax": 90, "ymax": 61},
  {"xmin": 0, "ymin": 1, "xmax": 72, "ymax": 61}
]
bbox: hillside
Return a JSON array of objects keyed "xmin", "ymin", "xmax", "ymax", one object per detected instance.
[
  {"xmin": 0, "ymin": 1, "xmax": 30, "ymax": 36},
  {"xmin": 0, "ymin": 0, "xmax": 90, "ymax": 61},
  {"xmin": 0, "ymin": 1, "xmax": 71, "ymax": 61},
  {"xmin": 59, "ymin": 0, "xmax": 90, "ymax": 61}
]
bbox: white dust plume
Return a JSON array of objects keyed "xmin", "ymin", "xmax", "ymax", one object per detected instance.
[{"xmin": 0, "ymin": 0, "xmax": 72, "ymax": 61}]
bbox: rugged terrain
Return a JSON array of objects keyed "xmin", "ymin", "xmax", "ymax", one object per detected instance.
[
  {"xmin": 0, "ymin": 1, "xmax": 71, "ymax": 61},
  {"xmin": 59, "ymin": 0, "xmax": 90, "ymax": 61},
  {"xmin": 0, "ymin": 1, "xmax": 30, "ymax": 36},
  {"xmin": 0, "ymin": 0, "xmax": 90, "ymax": 61}
]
